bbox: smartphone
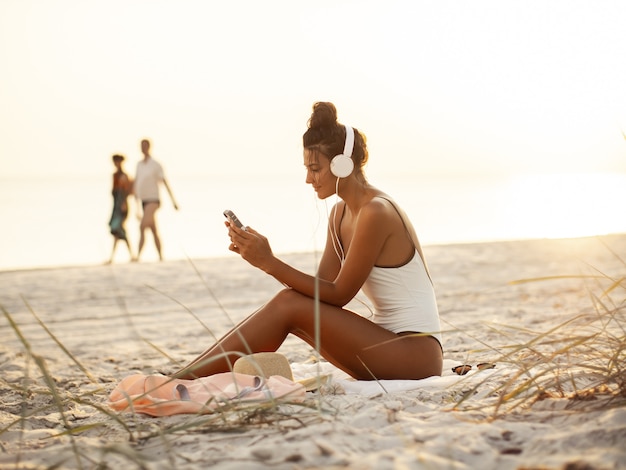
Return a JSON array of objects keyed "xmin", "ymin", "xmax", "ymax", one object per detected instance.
[{"xmin": 223, "ymin": 209, "xmax": 245, "ymax": 229}]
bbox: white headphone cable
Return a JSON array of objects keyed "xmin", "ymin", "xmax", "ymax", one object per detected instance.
[{"xmin": 330, "ymin": 176, "xmax": 345, "ymax": 263}]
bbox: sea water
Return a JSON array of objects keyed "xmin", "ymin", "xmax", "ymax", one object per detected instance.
[{"xmin": 1, "ymin": 172, "xmax": 625, "ymax": 271}]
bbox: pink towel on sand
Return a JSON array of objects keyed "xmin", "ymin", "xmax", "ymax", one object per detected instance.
[{"xmin": 108, "ymin": 372, "xmax": 306, "ymax": 416}]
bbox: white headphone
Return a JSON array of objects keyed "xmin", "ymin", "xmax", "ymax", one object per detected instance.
[{"xmin": 330, "ymin": 125, "xmax": 355, "ymax": 178}]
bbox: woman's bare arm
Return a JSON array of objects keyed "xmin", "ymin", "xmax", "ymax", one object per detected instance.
[{"xmin": 227, "ymin": 201, "xmax": 392, "ymax": 306}]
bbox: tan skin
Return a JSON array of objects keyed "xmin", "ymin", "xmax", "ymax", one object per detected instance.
[
  {"xmin": 175, "ymin": 149, "xmax": 443, "ymax": 381},
  {"xmin": 137, "ymin": 140, "xmax": 179, "ymax": 261}
]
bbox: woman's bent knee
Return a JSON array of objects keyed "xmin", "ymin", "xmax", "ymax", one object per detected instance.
[
  {"xmin": 263, "ymin": 289, "xmax": 317, "ymax": 327},
  {"xmin": 269, "ymin": 288, "xmax": 309, "ymax": 305}
]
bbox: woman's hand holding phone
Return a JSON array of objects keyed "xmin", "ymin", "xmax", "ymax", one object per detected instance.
[
  {"xmin": 223, "ymin": 210, "xmax": 245, "ymax": 230},
  {"xmin": 223, "ymin": 210, "xmax": 274, "ymax": 272}
]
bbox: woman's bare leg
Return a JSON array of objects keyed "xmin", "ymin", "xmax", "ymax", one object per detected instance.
[
  {"xmin": 124, "ymin": 239, "xmax": 135, "ymax": 261},
  {"xmin": 175, "ymin": 289, "xmax": 442, "ymax": 380},
  {"xmin": 108, "ymin": 238, "xmax": 119, "ymax": 264}
]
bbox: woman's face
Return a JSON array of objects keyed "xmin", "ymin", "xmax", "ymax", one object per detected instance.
[{"xmin": 303, "ymin": 148, "xmax": 335, "ymax": 199}]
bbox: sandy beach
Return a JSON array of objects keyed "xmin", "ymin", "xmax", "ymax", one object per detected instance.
[{"xmin": 1, "ymin": 234, "xmax": 625, "ymax": 469}]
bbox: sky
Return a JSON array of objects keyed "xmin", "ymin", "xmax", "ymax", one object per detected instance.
[{"xmin": 1, "ymin": 0, "xmax": 625, "ymax": 181}]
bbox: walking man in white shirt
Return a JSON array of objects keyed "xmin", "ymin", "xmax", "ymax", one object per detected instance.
[{"xmin": 134, "ymin": 138, "xmax": 179, "ymax": 261}]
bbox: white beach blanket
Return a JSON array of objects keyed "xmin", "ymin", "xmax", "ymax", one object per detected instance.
[{"xmin": 291, "ymin": 359, "xmax": 503, "ymax": 397}]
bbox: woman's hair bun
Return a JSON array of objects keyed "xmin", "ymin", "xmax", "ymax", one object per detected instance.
[{"xmin": 309, "ymin": 102, "xmax": 338, "ymax": 129}]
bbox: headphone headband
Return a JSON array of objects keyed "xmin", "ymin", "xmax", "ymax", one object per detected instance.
[
  {"xmin": 343, "ymin": 125, "xmax": 354, "ymax": 158},
  {"xmin": 330, "ymin": 125, "xmax": 355, "ymax": 178}
]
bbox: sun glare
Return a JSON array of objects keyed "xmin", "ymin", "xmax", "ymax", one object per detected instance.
[{"xmin": 506, "ymin": 172, "xmax": 626, "ymax": 240}]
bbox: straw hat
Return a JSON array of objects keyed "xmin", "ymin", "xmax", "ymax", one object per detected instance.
[{"xmin": 233, "ymin": 352, "xmax": 294, "ymax": 381}]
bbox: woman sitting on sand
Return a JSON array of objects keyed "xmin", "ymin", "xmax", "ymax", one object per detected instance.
[{"xmin": 176, "ymin": 102, "xmax": 443, "ymax": 381}]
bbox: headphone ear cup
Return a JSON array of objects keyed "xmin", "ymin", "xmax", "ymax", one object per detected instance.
[{"xmin": 330, "ymin": 154, "xmax": 354, "ymax": 178}]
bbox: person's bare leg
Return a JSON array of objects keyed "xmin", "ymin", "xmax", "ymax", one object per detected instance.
[
  {"xmin": 124, "ymin": 239, "xmax": 135, "ymax": 261},
  {"xmin": 151, "ymin": 226, "xmax": 162, "ymax": 260},
  {"xmin": 175, "ymin": 289, "xmax": 442, "ymax": 380},
  {"xmin": 137, "ymin": 226, "xmax": 146, "ymax": 261},
  {"xmin": 108, "ymin": 238, "xmax": 119, "ymax": 264},
  {"xmin": 138, "ymin": 202, "xmax": 159, "ymax": 260}
]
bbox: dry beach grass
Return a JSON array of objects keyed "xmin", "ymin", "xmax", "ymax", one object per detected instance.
[{"xmin": 1, "ymin": 234, "xmax": 625, "ymax": 469}]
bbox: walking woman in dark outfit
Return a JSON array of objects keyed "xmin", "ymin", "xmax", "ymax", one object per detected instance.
[{"xmin": 108, "ymin": 154, "xmax": 135, "ymax": 263}]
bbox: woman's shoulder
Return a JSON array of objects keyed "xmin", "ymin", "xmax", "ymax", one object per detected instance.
[
  {"xmin": 357, "ymin": 195, "xmax": 399, "ymax": 225},
  {"xmin": 364, "ymin": 192, "xmax": 400, "ymax": 213},
  {"xmin": 362, "ymin": 193, "xmax": 415, "ymax": 233}
]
